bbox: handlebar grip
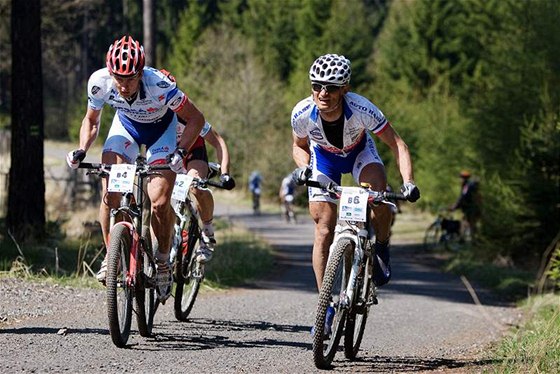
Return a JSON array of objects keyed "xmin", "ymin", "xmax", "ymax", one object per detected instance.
[
  {"xmin": 305, "ymin": 180, "xmax": 324, "ymax": 189},
  {"xmin": 385, "ymin": 191, "xmax": 407, "ymax": 201},
  {"xmin": 206, "ymin": 179, "xmax": 225, "ymax": 189},
  {"xmin": 78, "ymin": 162, "xmax": 104, "ymax": 169}
]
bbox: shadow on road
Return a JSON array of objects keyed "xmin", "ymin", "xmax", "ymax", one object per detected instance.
[
  {"xmin": 333, "ymin": 354, "xmax": 502, "ymax": 372},
  {"xmin": 136, "ymin": 317, "xmax": 311, "ymax": 352}
]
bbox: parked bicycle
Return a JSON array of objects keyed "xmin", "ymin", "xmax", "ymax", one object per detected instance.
[
  {"xmin": 423, "ymin": 209, "xmax": 471, "ymax": 251},
  {"xmin": 303, "ymin": 179, "xmax": 407, "ymax": 369},
  {"xmin": 169, "ymin": 162, "xmax": 227, "ymax": 321},
  {"xmin": 79, "ymin": 154, "xmax": 168, "ymax": 347}
]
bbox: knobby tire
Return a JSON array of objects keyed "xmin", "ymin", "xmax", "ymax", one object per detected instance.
[
  {"xmin": 312, "ymin": 238, "xmax": 353, "ymax": 369},
  {"xmin": 106, "ymin": 224, "xmax": 133, "ymax": 347},
  {"xmin": 174, "ymin": 220, "xmax": 203, "ymax": 321},
  {"xmin": 344, "ymin": 253, "xmax": 373, "ymax": 359},
  {"xmin": 135, "ymin": 225, "xmax": 156, "ymax": 337}
]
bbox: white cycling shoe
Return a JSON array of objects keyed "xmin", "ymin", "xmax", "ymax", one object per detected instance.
[
  {"xmin": 155, "ymin": 261, "xmax": 173, "ymax": 302},
  {"xmin": 195, "ymin": 233, "xmax": 216, "ymax": 264}
]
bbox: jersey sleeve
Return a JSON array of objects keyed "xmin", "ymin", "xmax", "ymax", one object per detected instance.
[
  {"xmin": 87, "ymin": 69, "xmax": 109, "ymax": 111},
  {"xmin": 291, "ymin": 98, "xmax": 313, "ymax": 138},
  {"xmin": 200, "ymin": 122, "xmax": 212, "ymax": 137}
]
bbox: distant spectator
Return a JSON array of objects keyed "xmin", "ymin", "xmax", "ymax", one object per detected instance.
[{"xmin": 450, "ymin": 170, "xmax": 481, "ymax": 239}]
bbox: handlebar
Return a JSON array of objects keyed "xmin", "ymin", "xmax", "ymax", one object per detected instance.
[
  {"xmin": 79, "ymin": 161, "xmax": 229, "ymax": 189},
  {"xmin": 304, "ymin": 180, "xmax": 407, "ymax": 202}
]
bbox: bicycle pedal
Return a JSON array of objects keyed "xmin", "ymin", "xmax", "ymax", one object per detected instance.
[{"xmin": 367, "ymin": 296, "xmax": 378, "ymax": 306}]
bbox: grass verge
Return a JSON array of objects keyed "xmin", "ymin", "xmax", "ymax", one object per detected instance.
[
  {"xmin": 488, "ymin": 294, "xmax": 560, "ymax": 373},
  {"xmin": 0, "ymin": 217, "xmax": 274, "ymax": 291}
]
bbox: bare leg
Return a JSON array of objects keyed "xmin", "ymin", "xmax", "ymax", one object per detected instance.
[
  {"xmin": 99, "ymin": 151, "xmax": 127, "ymax": 247},
  {"xmin": 358, "ymin": 163, "xmax": 391, "ymax": 242},
  {"xmin": 309, "ymin": 201, "xmax": 337, "ymax": 291},
  {"xmin": 147, "ymin": 170, "xmax": 176, "ymax": 256},
  {"xmin": 186, "ymin": 160, "xmax": 213, "ymax": 224}
]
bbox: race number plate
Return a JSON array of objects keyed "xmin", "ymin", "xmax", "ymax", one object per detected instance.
[
  {"xmin": 172, "ymin": 174, "xmax": 194, "ymax": 200},
  {"xmin": 339, "ymin": 187, "xmax": 368, "ymax": 222},
  {"xmin": 107, "ymin": 164, "xmax": 136, "ymax": 193}
]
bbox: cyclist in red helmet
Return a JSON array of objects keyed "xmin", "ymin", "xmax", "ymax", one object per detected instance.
[{"xmin": 66, "ymin": 35, "xmax": 206, "ymax": 301}]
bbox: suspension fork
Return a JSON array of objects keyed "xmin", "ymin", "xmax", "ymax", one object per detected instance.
[{"xmin": 329, "ymin": 224, "xmax": 363, "ymax": 308}]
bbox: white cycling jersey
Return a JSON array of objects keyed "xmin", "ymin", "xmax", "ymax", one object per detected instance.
[
  {"xmin": 291, "ymin": 92, "xmax": 388, "ymax": 154},
  {"xmin": 87, "ymin": 67, "xmax": 187, "ymax": 122}
]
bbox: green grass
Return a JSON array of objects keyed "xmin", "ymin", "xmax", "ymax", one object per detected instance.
[
  {"xmin": 487, "ymin": 294, "xmax": 560, "ymax": 373},
  {"xmin": 204, "ymin": 227, "xmax": 274, "ymax": 288},
  {"xmin": 0, "ymin": 217, "xmax": 273, "ymax": 291},
  {"xmin": 444, "ymin": 253, "xmax": 534, "ymax": 301}
]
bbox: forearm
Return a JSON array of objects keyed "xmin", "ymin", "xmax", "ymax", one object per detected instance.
[
  {"xmin": 215, "ymin": 135, "xmax": 230, "ymax": 174},
  {"xmin": 178, "ymin": 118, "xmax": 204, "ymax": 151},
  {"xmin": 78, "ymin": 115, "xmax": 100, "ymax": 152},
  {"xmin": 394, "ymin": 141, "xmax": 414, "ymax": 183},
  {"xmin": 292, "ymin": 137, "xmax": 311, "ymax": 167}
]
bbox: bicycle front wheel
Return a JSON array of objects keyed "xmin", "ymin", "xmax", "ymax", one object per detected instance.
[
  {"xmin": 135, "ymin": 226, "xmax": 156, "ymax": 337},
  {"xmin": 344, "ymin": 254, "xmax": 373, "ymax": 359},
  {"xmin": 312, "ymin": 238, "xmax": 352, "ymax": 369},
  {"xmin": 106, "ymin": 224, "xmax": 133, "ymax": 347},
  {"xmin": 174, "ymin": 224, "xmax": 203, "ymax": 321}
]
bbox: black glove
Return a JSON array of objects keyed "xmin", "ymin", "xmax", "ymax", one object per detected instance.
[
  {"xmin": 292, "ymin": 166, "xmax": 312, "ymax": 186},
  {"xmin": 220, "ymin": 173, "xmax": 236, "ymax": 190},
  {"xmin": 66, "ymin": 149, "xmax": 86, "ymax": 169},
  {"xmin": 400, "ymin": 182, "xmax": 420, "ymax": 202}
]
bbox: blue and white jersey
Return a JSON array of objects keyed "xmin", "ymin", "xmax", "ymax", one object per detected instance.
[
  {"xmin": 291, "ymin": 92, "xmax": 388, "ymax": 154},
  {"xmin": 87, "ymin": 67, "xmax": 187, "ymax": 125}
]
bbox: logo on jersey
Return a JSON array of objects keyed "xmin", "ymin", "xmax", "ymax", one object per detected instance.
[
  {"xmin": 169, "ymin": 96, "xmax": 183, "ymax": 108},
  {"xmin": 310, "ymin": 128, "xmax": 324, "ymax": 140},
  {"xmin": 157, "ymin": 81, "xmax": 170, "ymax": 89},
  {"xmin": 147, "ymin": 107, "xmax": 158, "ymax": 113},
  {"xmin": 91, "ymin": 86, "xmax": 101, "ymax": 95},
  {"xmin": 124, "ymin": 141, "xmax": 132, "ymax": 149},
  {"xmin": 151, "ymin": 146, "xmax": 170, "ymax": 154},
  {"xmin": 158, "ymin": 94, "xmax": 165, "ymax": 101}
]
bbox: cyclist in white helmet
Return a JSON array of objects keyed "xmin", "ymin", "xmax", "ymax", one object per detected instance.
[{"xmin": 291, "ymin": 54, "xmax": 420, "ymax": 311}]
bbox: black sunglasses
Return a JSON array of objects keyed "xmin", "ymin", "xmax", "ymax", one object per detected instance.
[{"xmin": 311, "ymin": 83, "xmax": 344, "ymax": 93}]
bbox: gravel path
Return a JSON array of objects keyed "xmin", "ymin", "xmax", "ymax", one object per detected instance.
[{"xmin": 0, "ymin": 198, "xmax": 521, "ymax": 373}]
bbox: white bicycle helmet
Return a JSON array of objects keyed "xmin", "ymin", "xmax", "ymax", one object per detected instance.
[{"xmin": 309, "ymin": 54, "xmax": 351, "ymax": 84}]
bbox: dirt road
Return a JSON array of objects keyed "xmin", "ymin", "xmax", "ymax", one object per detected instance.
[{"xmin": 0, "ymin": 195, "xmax": 520, "ymax": 373}]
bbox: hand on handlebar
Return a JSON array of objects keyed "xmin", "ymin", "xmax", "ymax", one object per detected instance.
[
  {"xmin": 66, "ymin": 149, "xmax": 86, "ymax": 169},
  {"xmin": 166, "ymin": 148, "xmax": 187, "ymax": 174},
  {"xmin": 400, "ymin": 182, "xmax": 420, "ymax": 202},
  {"xmin": 292, "ymin": 166, "xmax": 312, "ymax": 186},
  {"xmin": 219, "ymin": 173, "xmax": 236, "ymax": 190}
]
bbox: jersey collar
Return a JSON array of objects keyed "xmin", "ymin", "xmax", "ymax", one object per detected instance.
[{"xmin": 310, "ymin": 95, "xmax": 353, "ymax": 122}]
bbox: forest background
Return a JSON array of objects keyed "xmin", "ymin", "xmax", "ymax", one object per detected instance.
[{"xmin": 0, "ymin": 0, "xmax": 558, "ymax": 270}]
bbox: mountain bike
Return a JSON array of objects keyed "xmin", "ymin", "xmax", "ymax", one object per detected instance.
[
  {"xmin": 169, "ymin": 162, "xmax": 226, "ymax": 321},
  {"xmin": 423, "ymin": 209, "xmax": 470, "ymax": 251},
  {"xmin": 79, "ymin": 155, "xmax": 169, "ymax": 347},
  {"xmin": 304, "ymin": 180, "xmax": 407, "ymax": 369}
]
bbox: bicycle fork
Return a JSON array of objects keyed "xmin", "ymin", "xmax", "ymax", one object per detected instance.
[{"xmin": 328, "ymin": 225, "xmax": 365, "ymax": 310}]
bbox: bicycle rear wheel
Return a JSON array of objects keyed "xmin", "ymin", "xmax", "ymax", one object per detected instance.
[
  {"xmin": 135, "ymin": 226, "xmax": 156, "ymax": 337},
  {"xmin": 344, "ymin": 254, "xmax": 373, "ymax": 359},
  {"xmin": 106, "ymin": 224, "xmax": 133, "ymax": 347},
  {"xmin": 423, "ymin": 222, "xmax": 441, "ymax": 250},
  {"xmin": 312, "ymin": 238, "xmax": 352, "ymax": 369},
  {"xmin": 174, "ymin": 223, "xmax": 203, "ymax": 321}
]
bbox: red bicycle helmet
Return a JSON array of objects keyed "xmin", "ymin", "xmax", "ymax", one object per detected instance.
[{"xmin": 106, "ymin": 36, "xmax": 145, "ymax": 77}]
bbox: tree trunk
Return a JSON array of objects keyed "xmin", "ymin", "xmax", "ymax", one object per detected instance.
[
  {"xmin": 143, "ymin": 0, "xmax": 156, "ymax": 66},
  {"xmin": 7, "ymin": 0, "xmax": 45, "ymax": 241}
]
